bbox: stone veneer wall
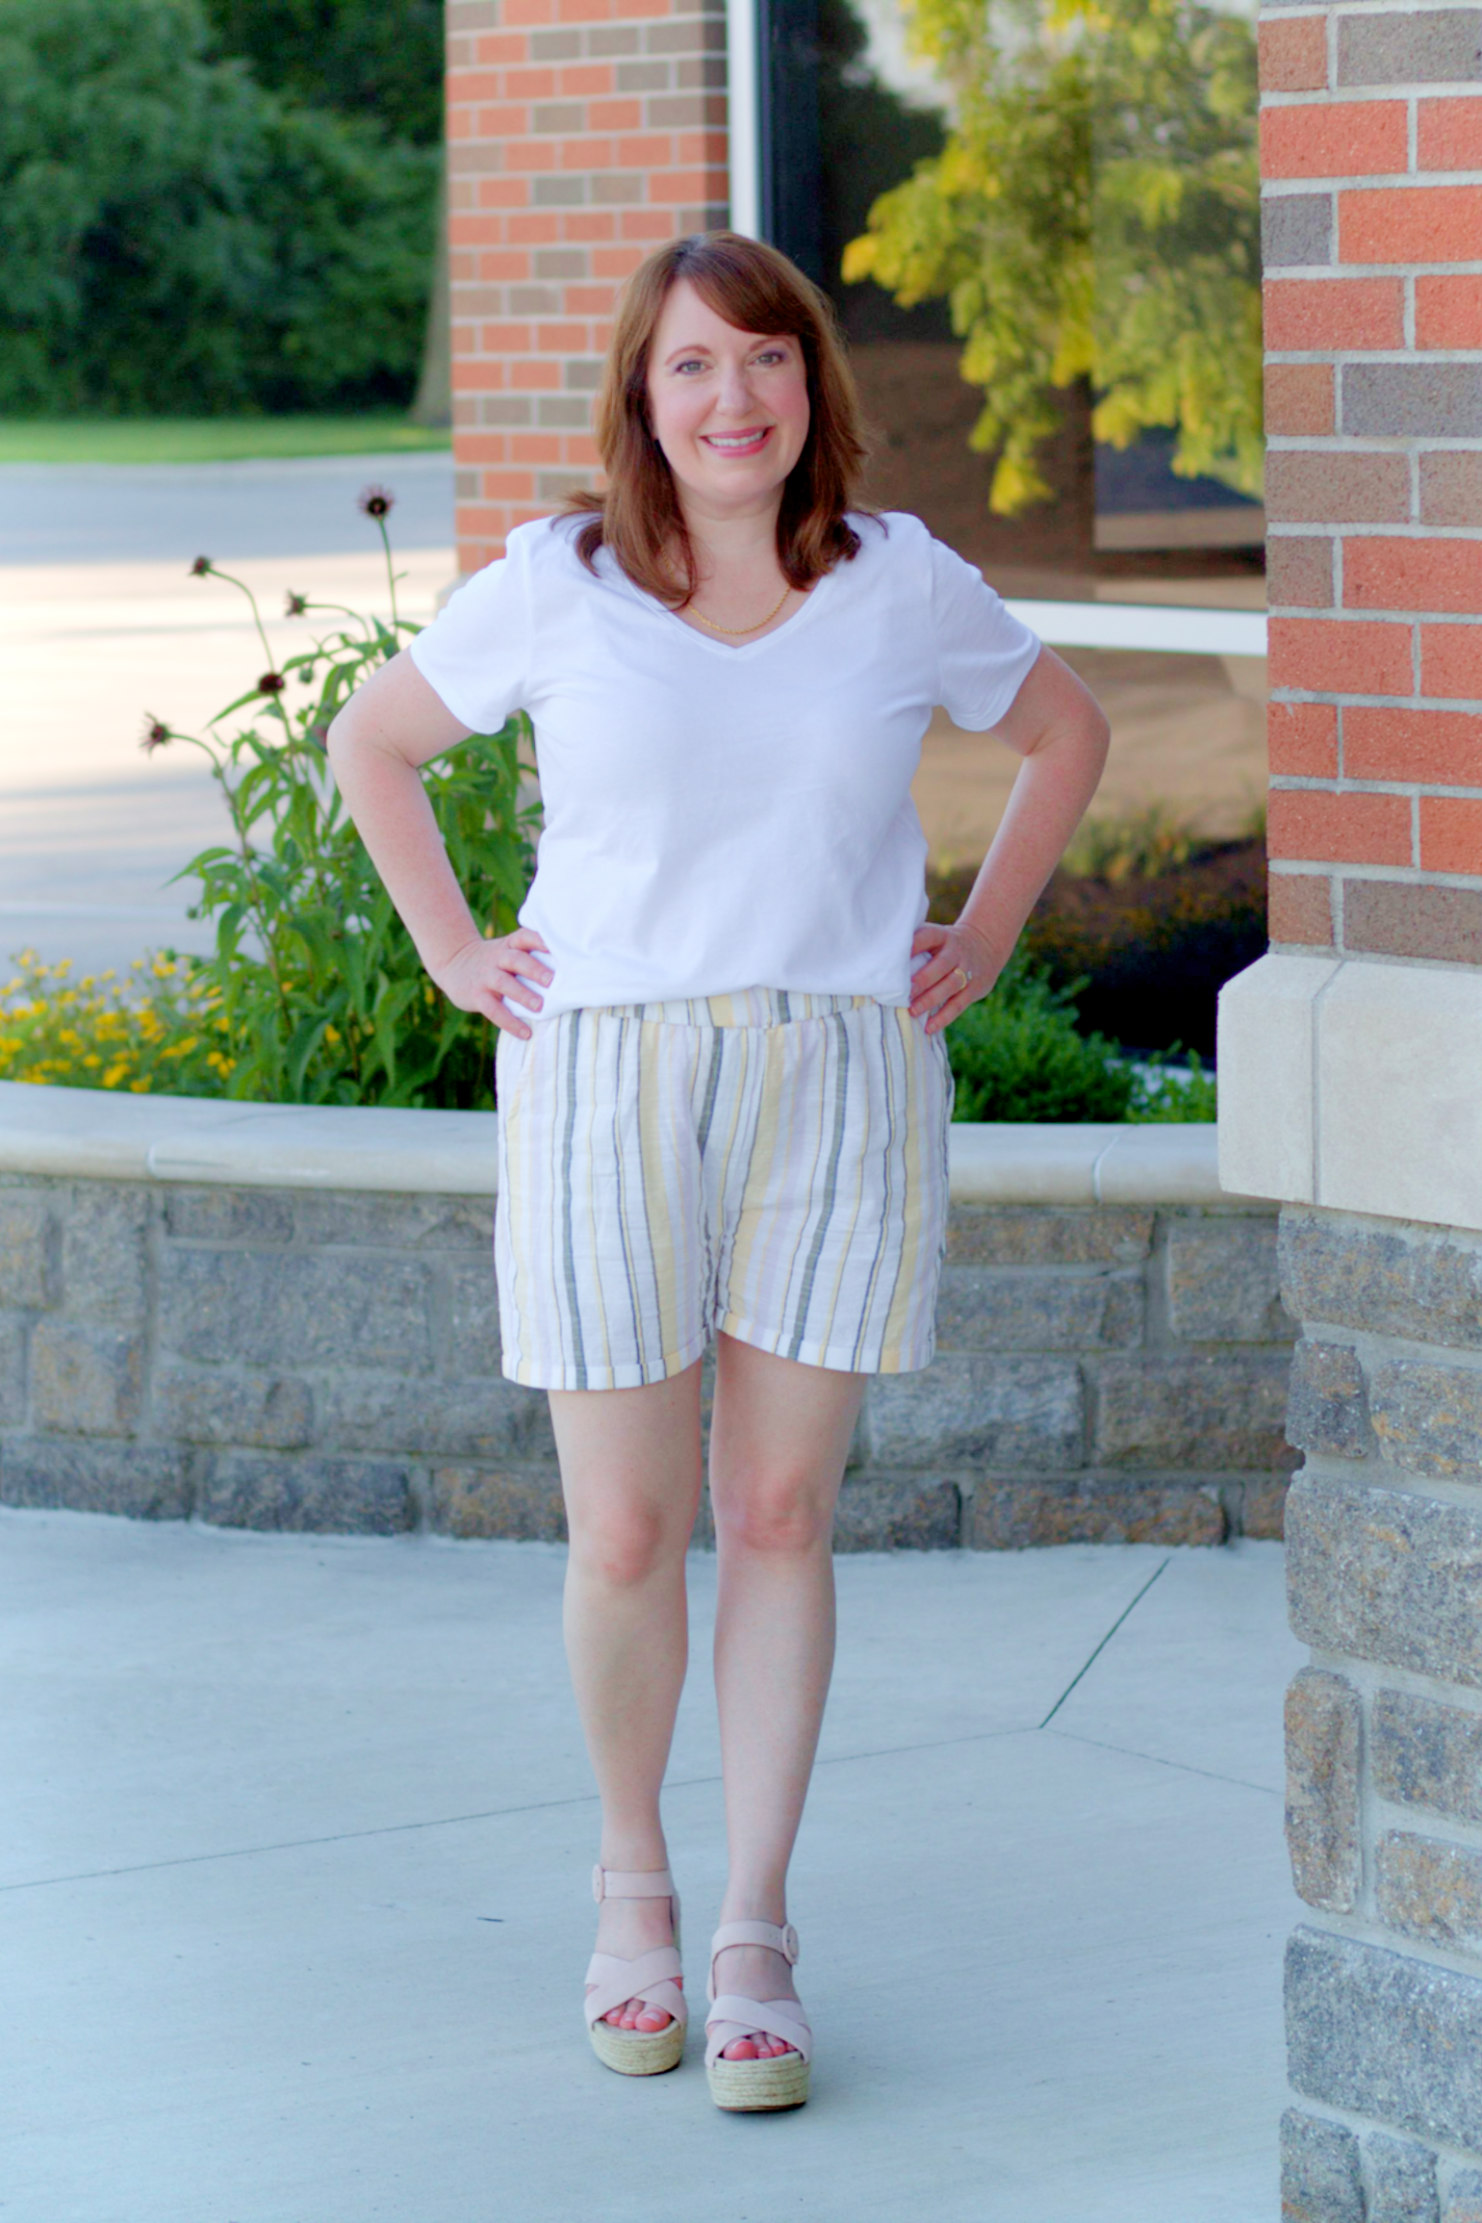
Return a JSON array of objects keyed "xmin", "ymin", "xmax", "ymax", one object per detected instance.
[
  {"xmin": 1280, "ymin": 1207, "xmax": 1482, "ymax": 2220},
  {"xmin": 0, "ymin": 1175, "xmax": 1293, "ymax": 1548}
]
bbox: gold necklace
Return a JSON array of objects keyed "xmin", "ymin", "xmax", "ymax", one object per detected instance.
[{"xmin": 689, "ymin": 580, "xmax": 794, "ymax": 637}]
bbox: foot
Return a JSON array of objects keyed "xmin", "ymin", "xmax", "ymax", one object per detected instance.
[
  {"xmin": 589, "ymin": 1888, "xmax": 681, "ymax": 2033},
  {"xmin": 711, "ymin": 1940, "xmax": 799, "ymax": 2061}
]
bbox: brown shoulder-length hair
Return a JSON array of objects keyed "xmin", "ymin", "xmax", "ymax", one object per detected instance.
[{"xmin": 565, "ymin": 231, "xmax": 871, "ymax": 607}]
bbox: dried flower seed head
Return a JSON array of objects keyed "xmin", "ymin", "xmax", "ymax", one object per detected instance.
[
  {"xmin": 140, "ymin": 714, "xmax": 171, "ymax": 755},
  {"xmin": 284, "ymin": 591, "xmax": 309, "ymax": 617},
  {"xmin": 190, "ymin": 555, "xmax": 213, "ymax": 577},
  {"xmin": 357, "ymin": 484, "xmax": 394, "ymax": 519},
  {"xmin": 257, "ymin": 671, "xmax": 287, "ymax": 696}
]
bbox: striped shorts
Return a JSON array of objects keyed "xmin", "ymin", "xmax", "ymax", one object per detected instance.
[{"xmin": 493, "ymin": 987, "xmax": 953, "ymax": 1391}]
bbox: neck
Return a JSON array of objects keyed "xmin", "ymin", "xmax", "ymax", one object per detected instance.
[{"xmin": 674, "ymin": 491, "xmax": 784, "ymax": 582}]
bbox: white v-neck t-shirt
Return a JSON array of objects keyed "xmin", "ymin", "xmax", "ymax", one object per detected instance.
[{"xmin": 408, "ymin": 508, "xmax": 1042, "ymax": 1020}]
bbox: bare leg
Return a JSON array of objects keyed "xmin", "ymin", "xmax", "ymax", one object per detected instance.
[
  {"xmin": 707, "ymin": 1333, "xmax": 866, "ymax": 2059},
  {"xmin": 549, "ymin": 1359, "xmax": 703, "ymax": 2031}
]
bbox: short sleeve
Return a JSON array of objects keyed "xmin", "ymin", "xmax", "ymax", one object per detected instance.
[
  {"xmin": 407, "ymin": 529, "xmax": 533, "ymax": 734},
  {"xmin": 929, "ymin": 536, "xmax": 1043, "ymax": 732}
]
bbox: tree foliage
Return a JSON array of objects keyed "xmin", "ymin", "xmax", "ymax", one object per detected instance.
[
  {"xmin": 0, "ymin": 0, "xmax": 437, "ymax": 415},
  {"xmin": 199, "ymin": 0, "xmax": 444, "ymax": 146},
  {"xmin": 841, "ymin": 0, "xmax": 1261, "ymax": 515}
]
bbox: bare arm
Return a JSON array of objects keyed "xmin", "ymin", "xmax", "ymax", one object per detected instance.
[
  {"xmin": 326, "ymin": 650, "xmax": 552, "ymax": 1037},
  {"xmin": 909, "ymin": 645, "xmax": 1111, "ymax": 1034}
]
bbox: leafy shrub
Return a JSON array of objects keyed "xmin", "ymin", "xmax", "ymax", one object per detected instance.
[
  {"xmin": 945, "ymin": 957, "xmax": 1135, "ymax": 1122},
  {"xmin": 0, "ymin": 0, "xmax": 437, "ymax": 415},
  {"xmin": 943, "ymin": 952, "xmax": 1215, "ymax": 1122}
]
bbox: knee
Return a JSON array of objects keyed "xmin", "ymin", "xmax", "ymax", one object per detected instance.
[
  {"xmin": 713, "ymin": 1468, "xmax": 834, "ymax": 1558},
  {"xmin": 568, "ymin": 1493, "xmax": 680, "ymax": 1589}
]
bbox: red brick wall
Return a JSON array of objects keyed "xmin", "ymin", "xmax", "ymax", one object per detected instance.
[
  {"xmin": 1261, "ymin": 4, "xmax": 1482, "ymax": 963},
  {"xmin": 446, "ymin": 0, "xmax": 729, "ymax": 574}
]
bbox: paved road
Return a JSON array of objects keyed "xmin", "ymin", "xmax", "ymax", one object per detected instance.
[
  {"xmin": 0, "ymin": 451, "xmax": 455, "ymax": 564},
  {"xmin": 4, "ymin": 1512, "xmax": 1300, "ymax": 2223},
  {"xmin": 2, "ymin": 454, "xmax": 457, "ymax": 977}
]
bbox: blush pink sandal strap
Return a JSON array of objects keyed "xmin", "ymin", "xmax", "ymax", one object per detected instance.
[
  {"xmin": 703, "ymin": 1919, "xmax": 813, "ymax": 2070},
  {"xmin": 584, "ymin": 1865, "xmax": 687, "ymax": 2073}
]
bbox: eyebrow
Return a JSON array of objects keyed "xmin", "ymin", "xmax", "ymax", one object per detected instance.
[{"xmin": 660, "ymin": 336, "xmax": 790, "ymax": 366}]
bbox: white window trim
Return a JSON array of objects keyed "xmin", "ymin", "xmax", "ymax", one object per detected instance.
[{"xmin": 725, "ymin": 0, "xmax": 761, "ymax": 237}]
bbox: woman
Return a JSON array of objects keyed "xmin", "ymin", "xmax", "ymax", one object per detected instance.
[{"xmin": 328, "ymin": 232, "xmax": 1109, "ymax": 2114}]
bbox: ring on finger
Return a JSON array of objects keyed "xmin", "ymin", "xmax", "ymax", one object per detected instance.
[{"xmin": 952, "ymin": 965, "xmax": 970, "ymax": 992}]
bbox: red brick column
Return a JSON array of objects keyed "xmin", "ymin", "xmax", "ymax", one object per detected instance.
[
  {"xmin": 446, "ymin": 0, "xmax": 730, "ymax": 574},
  {"xmin": 1260, "ymin": 4, "xmax": 1482, "ymax": 963},
  {"xmin": 1224, "ymin": 14, "xmax": 1482, "ymax": 2215}
]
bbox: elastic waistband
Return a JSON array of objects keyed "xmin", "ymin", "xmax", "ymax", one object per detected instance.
[{"xmin": 580, "ymin": 987, "xmax": 883, "ymax": 1029}]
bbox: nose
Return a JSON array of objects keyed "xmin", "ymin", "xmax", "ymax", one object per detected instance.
[{"xmin": 714, "ymin": 357, "xmax": 758, "ymax": 417}]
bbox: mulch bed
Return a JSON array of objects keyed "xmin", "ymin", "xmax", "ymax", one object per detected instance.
[{"xmin": 926, "ymin": 839, "xmax": 1267, "ymax": 1061}]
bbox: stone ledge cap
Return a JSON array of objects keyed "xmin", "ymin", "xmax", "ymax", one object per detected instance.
[
  {"xmin": 1218, "ymin": 952, "xmax": 1482, "ymax": 1235},
  {"xmin": 1, "ymin": 1081, "xmax": 1224, "ymax": 1203}
]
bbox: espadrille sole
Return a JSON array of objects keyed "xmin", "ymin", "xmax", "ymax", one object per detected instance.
[
  {"xmin": 705, "ymin": 2050, "xmax": 810, "ymax": 2112},
  {"xmin": 588, "ymin": 2016, "xmax": 686, "ymax": 2076}
]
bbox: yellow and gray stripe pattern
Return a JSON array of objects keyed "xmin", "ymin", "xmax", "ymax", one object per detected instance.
[{"xmin": 494, "ymin": 988, "xmax": 953, "ymax": 1390}]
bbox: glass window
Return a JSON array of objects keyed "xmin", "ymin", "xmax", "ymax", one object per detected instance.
[{"xmin": 756, "ymin": 0, "xmax": 1266, "ymax": 870}]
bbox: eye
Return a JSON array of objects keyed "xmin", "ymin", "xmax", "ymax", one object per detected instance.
[
  {"xmin": 753, "ymin": 347, "xmax": 788, "ymax": 366},
  {"xmin": 673, "ymin": 357, "xmax": 709, "ymax": 375}
]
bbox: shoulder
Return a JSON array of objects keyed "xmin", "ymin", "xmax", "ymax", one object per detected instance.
[
  {"xmin": 832, "ymin": 511, "xmax": 935, "ymax": 602},
  {"xmin": 504, "ymin": 511, "xmax": 587, "ymax": 573},
  {"xmin": 843, "ymin": 510, "xmax": 933, "ymax": 571}
]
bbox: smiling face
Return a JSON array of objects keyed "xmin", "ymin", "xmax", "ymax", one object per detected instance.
[{"xmin": 644, "ymin": 279, "xmax": 812, "ymax": 522}]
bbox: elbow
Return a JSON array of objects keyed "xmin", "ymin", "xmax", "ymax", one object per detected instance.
[
  {"xmin": 1080, "ymin": 704, "xmax": 1111, "ymax": 781},
  {"xmin": 324, "ymin": 702, "xmax": 358, "ymax": 776}
]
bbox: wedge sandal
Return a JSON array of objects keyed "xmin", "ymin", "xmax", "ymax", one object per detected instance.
[
  {"xmin": 584, "ymin": 1865, "xmax": 687, "ymax": 2076},
  {"xmin": 704, "ymin": 1919, "xmax": 812, "ymax": 2112}
]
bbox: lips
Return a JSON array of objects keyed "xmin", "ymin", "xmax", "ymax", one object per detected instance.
[{"xmin": 700, "ymin": 428, "xmax": 773, "ymax": 456}]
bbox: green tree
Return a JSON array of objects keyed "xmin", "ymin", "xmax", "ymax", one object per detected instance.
[
  {"xmin": 841, "ymin": 0, "xmax": 1260, "ymax": 516},
  {"xmin": 200, "ymin": 0, "xmax": 444, "ymax": 146},
  {"xmin": 0, "ymin": 0, "xmax": 437, "ymax": 414}
]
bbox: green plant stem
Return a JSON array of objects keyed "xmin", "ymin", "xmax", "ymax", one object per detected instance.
[
  {"xmin": 374, "ymin": 517, "xmax": 400, "ymax": 630},
  {"xmin": 199, "ymin": 565, "xmax": 297, "ymax": 743}
]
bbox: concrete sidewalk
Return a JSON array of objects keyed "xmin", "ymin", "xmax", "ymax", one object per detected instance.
[{"xmin": 2, "ymin": 1511, "xmax": 1301, "ymax": 2222}]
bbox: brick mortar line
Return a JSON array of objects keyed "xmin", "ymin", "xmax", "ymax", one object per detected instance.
[
  {"xmin": 1285, "ymin": 1896, "xmax": 1482, "ymax": 1990},
  {"xmin": 1300, "ymin": 0, "xmax": 1482, "ymax": 20},
  {"xmin": 1273, "ymin": 690, "xmax": 1482, "ymax": 707},
  {"xmin": 1267, "ymin": 522, "xmax": 1482, "ymax": 536},
  {"xmin": 1305, "ymin": 1643, "xmax": 1482, "ymax": 1728},
  {"xmin": 1264, "ymin": 168, "xmax": 1482, "ymax": 187},
  {"xmin": 1298, "ymin": 1453, "xmax": 1482, "ymax": 1522},
  {"xmin": 1267, "ymin": 344, "xmax": 1482, "ymax": 355},
  {"xmin": 1271, "ymin": 614, "xmax": 1482, "ymax": 627},
  {"xmin": 1270, "ymin": 858, "xmax": 1482, "ymax": 888},
  {"xmin": 1274, "ymin": 609, "xmax": 1482, "ymax": 623},
  {"xmin": 1262, "ymin": 91, "xmax": 1482, "ymax": 110},
  {"xmin": 1266, "ymin": 439, "xmax": 1482, "ymax": 450},
  {"xmin": 1272, "ymin": 774, "xmax": 1482, "ymax": 797}
]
